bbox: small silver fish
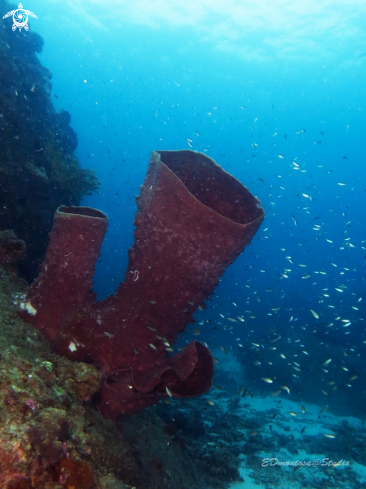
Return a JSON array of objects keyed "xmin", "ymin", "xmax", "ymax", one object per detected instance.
[{"xmin": 310, "ymin": 309, "xmax": 319, "ymax": 319}]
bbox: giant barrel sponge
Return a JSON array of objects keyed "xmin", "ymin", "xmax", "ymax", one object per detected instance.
[{"xmin": 21, "ymin": 150, "xmax": 265, "ymax": 419}]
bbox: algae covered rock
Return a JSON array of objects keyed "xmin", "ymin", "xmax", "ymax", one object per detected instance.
[{"xmin": 0, "ymin": 264, "xmax": 100, "ymax": 487}]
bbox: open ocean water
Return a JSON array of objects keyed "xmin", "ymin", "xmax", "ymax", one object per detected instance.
[{"xmin": 1, "ymin": 1, "xmax": 366, "ymax": 488}]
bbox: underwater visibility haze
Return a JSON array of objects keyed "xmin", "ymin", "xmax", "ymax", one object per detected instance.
[{"xmin": 0, "ymin": 0, "xmax": 366, "ymax": 488}]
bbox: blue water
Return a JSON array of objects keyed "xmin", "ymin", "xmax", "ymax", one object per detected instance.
[{"xmin": 20, "ymin": 0, "xmax": 366, "ymax": 429}]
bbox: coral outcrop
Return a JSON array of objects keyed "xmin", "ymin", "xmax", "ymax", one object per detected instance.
[
  {"xmin": 0, "ymin": 0, "xmax": 99, "ymax": 281},
  {"xmin": 22, "ymin": 150, "xmax": 264, "ymax": 419}
]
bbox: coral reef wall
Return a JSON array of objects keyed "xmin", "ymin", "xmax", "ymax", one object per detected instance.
[{"xmin": 0, "ymin": 0, "xmax": 99, "ymax": 281}]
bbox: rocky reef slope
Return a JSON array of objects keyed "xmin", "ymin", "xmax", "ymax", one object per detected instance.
[{"xmin": 0, "ymin": 0, "xmax": 99, "ymax": 281}]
